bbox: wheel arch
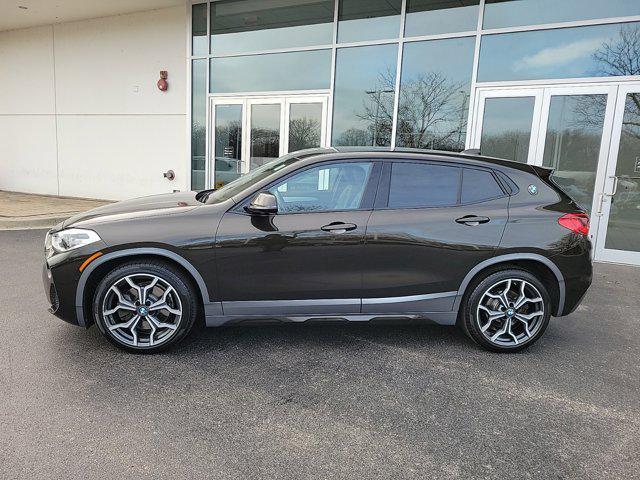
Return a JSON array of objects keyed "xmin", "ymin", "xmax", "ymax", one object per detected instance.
[
  {"xmin": 75, "ymin": 248, "xmax": 210, "ymax": 327},
  {"xmin": 454, "ymin": 254, "xmax": 565, "ymax": 316}
]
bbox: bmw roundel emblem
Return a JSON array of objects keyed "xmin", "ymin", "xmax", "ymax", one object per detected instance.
[{"xmin": 528, "ymin": 184, "xmax": 538, "ymax": 195}]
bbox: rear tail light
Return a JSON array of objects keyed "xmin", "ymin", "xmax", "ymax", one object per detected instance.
[{"xmin": 558, "ymin": 213, "xmax": 590, "ymax": 235}]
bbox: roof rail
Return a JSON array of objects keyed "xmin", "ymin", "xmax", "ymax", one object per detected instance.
[{"xmin": 461, "ymin": 148, "xmax": 480, "ymax": 155}]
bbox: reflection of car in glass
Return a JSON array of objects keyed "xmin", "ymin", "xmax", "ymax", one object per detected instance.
[{"xmin": 43, "ymin": 148, "xmax": 592, "ymax": 354}]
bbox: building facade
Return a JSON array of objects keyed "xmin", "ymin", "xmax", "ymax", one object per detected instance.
[{"xmin": 1, "ymin": 0, "xmax": 639, "ymax": 266}]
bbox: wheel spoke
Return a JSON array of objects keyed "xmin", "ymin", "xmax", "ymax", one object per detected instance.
[
  {"xmin": 149, "ymin": 302, "xmax": 181, "ymax": 315},
  {"xmin": 485, "ymin": 280, "xmax": 511, "ymax": 309},
  {"xmin": 147, "ymin": 317, "xmax": 157, "ymax": 346},
  {"xmin": 125, "ymin": 276, "xmax": 144, "ymax": 302},
  {"xmin": 104, "ymin": 301, "xmax": 136, "ymax": 316},
  {"xmin": 109, "ymin": 285, "xmax": 136, "ymax": 310},
  {"xmin": 490, "ymin": 318, "xmax": 511, "ymax": 342},
  {"xmin": 514, "ymin": 314, "xmax": 532, "ymax": 337},
  {"xmin": 148, "ymin": 315, "xmax": 178, "ymax": 331},
  {"xmin": 108, "ymin": 314, "xmax": 140, "ymax": 332},
  {"xmin": 506, "ymin": 318, "xmax": 518, "ymax": 344},
  {"xmin": 148, "ymin": 286, "xmax": 174, "ymax": 309},
  {"xmin": 499, "ymin": 279, "xmax": 512, "ymax": 309},
  {"xmin": 513, "ymin": 281, "xmax": 526, "ymax": 310},
  {"xmin": 516, "ymin": 310, "xmax": 543, "ymax": 320},
  {"xmin": 141, "ymin": 277, "xmax": 159, "ymax": 304}
]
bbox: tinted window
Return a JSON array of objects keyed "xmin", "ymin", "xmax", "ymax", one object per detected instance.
[
  {"xmin": 483, "ymin": 0, "xmax": 640, "ymax": 30},
  {"xmin": 210, "ymin": 0, "xmax": 334, "ymax": 55},
  {"xmin": 192, "ymin": 3, "xmax": 208, "ymax": 56},
  {"xmin": 478, "ymin": 22, "xmax": 640, "ymax": 82},
  {"xmin": 405, "ymin": 0, "xmax": 479, "ymax": 37},
  {"xmin": 210, "ymin": 50, "xmax": 331, "ymax": 93},
  {"xmin": 269, "ymin": 162, "xmax": 373, "ymax": 213},
  {"xmin": 461, "ymin": 169, "xmax": 503, "ymax": 203},
  {"xmin": 389, "ymin": 163, "xmax": 460, "ymax": 208},
  {"xmin": 338, "ymin": 0, "xmax": 401, "ymax": 43}
]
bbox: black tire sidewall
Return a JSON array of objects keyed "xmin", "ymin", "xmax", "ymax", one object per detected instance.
[
  {"xmin": 463, "ymin": 269, "xmax": 551, "ymax": 353},
  {"xmin": 92, "ymin": 261, "xmax": 197, "ymax": 353}
]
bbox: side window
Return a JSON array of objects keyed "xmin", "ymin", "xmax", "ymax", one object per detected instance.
[
  {"xmin": 388, "ymin": 163, "xmax": 460, "ymax": 208},
  {"xmin": 269, "ymin": 162, "xmax": 373, "ymax": 213},
  {"xmin": 461, "ymin": 168, "xmax": 504, "ymax": 204}
]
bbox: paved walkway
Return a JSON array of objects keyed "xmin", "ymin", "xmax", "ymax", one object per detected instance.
[{"xmin": 0, "ymin": 191, "xmax": 110, "ymax": 230}]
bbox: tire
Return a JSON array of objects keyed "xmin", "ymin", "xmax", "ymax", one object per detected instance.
[
  {"xmin": 92, "ymin": 260, "xmax": 198, "ymax": 353},
  {"xmin": 460, "ymin": 268, "xmax": 551, "ymax": 353}
]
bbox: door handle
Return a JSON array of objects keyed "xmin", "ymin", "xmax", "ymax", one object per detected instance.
[
  {"xmin": 321, "ymin": 222, "xmax": 357, "ymax": 233},
  {"xmin": 455, "ymin": 215, "xmax": 490, "ymax": 226}
]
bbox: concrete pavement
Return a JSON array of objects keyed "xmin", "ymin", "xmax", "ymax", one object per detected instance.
[
  {"xmin": 0, "ymin": 191, "xmax": 110, "ymax": 230},
  {"xmin": 1, "ymin": 229, "xmax": 639, "ymax": 479}
]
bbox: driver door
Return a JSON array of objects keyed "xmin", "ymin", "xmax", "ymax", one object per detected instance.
[{"xmin": 214, "ymin": 161, "xmax": 380, "ymax": 316}]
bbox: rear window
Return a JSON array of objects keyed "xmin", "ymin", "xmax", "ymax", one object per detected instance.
[
  {"xmin": 461, "ymin": 168, "xmax": 504, "ymax": 203},
  {"xmin": 389, "ymin": 163, "xmax": 460, "ymax": 208}
]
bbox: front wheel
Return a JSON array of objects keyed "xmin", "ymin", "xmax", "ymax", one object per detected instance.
[
  {"xmin": 461, "ymin": 269, "xmax": 551, "ymax": 352},
  {"xmin": 92, "ymin": 261, "xmax": 197, "ymax": 353}
]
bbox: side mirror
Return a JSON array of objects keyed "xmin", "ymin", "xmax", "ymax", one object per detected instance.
[{"xmin": 245, "ymin": 191, "xmax": 278, "ymax": 215}]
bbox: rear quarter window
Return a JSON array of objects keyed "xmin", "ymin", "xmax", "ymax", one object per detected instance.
[{"xmin": 461, "ymin": 168, "xmax": 504, "ymax": 204}]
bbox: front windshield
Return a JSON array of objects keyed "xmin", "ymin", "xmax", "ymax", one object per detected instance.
[{"xmin": 204, "ymin": 150, "xmax": 325, "ymax": 204}]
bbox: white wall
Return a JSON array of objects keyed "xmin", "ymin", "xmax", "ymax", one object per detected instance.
[
  {"xmin": 0, "ymin": 6, "xmax": 188, "ymax": 200},
  {"xmin": 0, "ymin": 25, "xmax": 58, "ymax": 195}
]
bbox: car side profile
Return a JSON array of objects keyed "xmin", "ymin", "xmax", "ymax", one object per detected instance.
[{"xmin": 43, "ymin": 148, "xmax": 593, "ymax": 353}]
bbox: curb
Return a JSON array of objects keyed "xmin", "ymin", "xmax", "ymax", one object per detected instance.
[{"xmin": 0, "ymin": 215, "xmax": 71, "ymax": 231}]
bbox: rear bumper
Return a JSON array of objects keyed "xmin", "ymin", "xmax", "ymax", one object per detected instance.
[
  {"xmin": 559, "ymin": 269, "xmax": 592, "ymax": 316},
  {"xmin": 552, "ymin": 240, "xmax": 593, "ymax": 316}
]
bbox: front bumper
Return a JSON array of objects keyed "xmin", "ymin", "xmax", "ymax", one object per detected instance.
[
  {"xmin": 43, "ymin": 260, "xmax": 80, "ymax": 325},
  {"xmin": 42, "ymin": 231, "xmax": 109, "ymax": 327}
]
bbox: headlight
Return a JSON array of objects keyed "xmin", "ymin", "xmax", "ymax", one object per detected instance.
[{"xmin": 48, "ymin": 228, "xmax": 101, "ymax": 254}]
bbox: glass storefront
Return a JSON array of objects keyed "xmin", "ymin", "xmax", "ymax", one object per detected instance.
[
  {"xmin": 332, "ymin": 44, "xmax": 398, "ymax": 147},
  {"xmin": 337, "ymin": 0, "xmax": 402, "ymax": 42},
  {"xmin": 190, "ymin": 0, "xmax": 640, "ymax": 264},
  {"xmin": 604, "ymin": 92, "xmax": 640, "ymax": 253},
  {"xmin": 479, "ymin": 97, "xmax": 535, "ymax": 164},
  {"xmin": 405, "ymin": 0, "xmax": 479, "ymax": 36},
  {"xmin": 396, "ymin": 36, "xmax": 475, "ymax": 151},
  {"xmin": 542, "ymin": 95, "xmax": 607, "ymax": 214},
  {"xmin": 478, "ymin": 22, "xmax": 640, "ymax": 82},
  {"xmin": 210, "ymin": 0, "xmax": 334, "ymax": 54},
  {"xmin": 190, "ymin": 59, "xmax": 207, "ymax": 190},
  {"xmin": 210, "ymin": 50, "xmax": 332, "ymax": 93},
  {"xmin": 483, "ymin": 0, "xmax": 640, "ymax": 29}
]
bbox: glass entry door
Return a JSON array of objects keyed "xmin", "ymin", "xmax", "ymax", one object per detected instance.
[
  {"xmin": 209, "ymin": 95, "xmax": 328, "ymax": 189},
  {"xmin": 594, "ymin": 83, "xmax": 640, "ymax": 264},
  {"xmin": 470, "ymin": 84, "xmax": 620, "ymax": 260}
]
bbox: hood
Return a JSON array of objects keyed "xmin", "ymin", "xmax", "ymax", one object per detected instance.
[{"xmin": 61, "ymin": 191, "xmax": 202, "ymax": 229}]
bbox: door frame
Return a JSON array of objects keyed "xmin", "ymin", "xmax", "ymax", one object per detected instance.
[
  {"xmin": 469, "ymin": 87, "xmax": 545, "ymax": 164},
  {"xmin": 207, "ymin": 92, "xmax": 329, "ymax": 189},
  {"xmin": 469, "ymin": 83, "xmax": 621, "ymax": 257},
  {"xmin": 593, "ymin": 82, "xmax": 640, "ymax": 265}
]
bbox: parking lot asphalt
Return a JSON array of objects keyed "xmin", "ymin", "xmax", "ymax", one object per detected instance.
[{"xmin": 1, "ymin": 229, "xmax": 639, "ymax": 480}]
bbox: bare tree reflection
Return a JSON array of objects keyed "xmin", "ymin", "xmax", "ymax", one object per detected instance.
[
  {"xmin": 288, "ymin": 117, "xmax": 321, "ymax": 152},
  {"xmin": 335, "ymin": 67, "xmax": 469, "ymax": 150}
]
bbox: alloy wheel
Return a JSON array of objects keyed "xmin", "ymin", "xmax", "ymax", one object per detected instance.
[
  {"xmin": 101, "ymin": 273, "xmax": 183, "ymax": 348},
  {"xmin": 476, "ymin": 278, "xmax": 545, "ymax": 347}
]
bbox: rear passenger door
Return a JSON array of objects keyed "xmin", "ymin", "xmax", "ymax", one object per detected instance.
[{"xmin": 362, "ymin": 160, "xmax": 509, "ymax": 312}]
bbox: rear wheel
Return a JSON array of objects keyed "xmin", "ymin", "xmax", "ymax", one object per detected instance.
[
  {"xmin": 92, "ymin": 261, "xmax": 197, "ymax": 353},
  {"xmin": 461, "ymin": 269, "xmax": 551, "ymax": 352}
]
